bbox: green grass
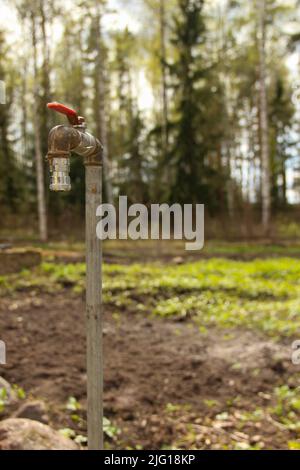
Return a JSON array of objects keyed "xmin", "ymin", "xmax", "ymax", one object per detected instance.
[
  {"xmin": 203, "ymin": 242, "xmax": 300, "ymax": 256},
  {"xmin": 20, "ymin": 239, "xmax": 300, "ymax": 260},
  {"xmin": 2, "ymin": 256, "xmax": 300, "ymax": 338},
  {"xmin": 102, "ymin": 258, "xmax": 300, "ymax": 336}
]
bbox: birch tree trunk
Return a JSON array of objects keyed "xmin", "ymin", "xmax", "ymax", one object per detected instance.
[
  {"xmin": 20, "ymin": 36, "xmax": 28, "ymax": 164},
  {"xmin": 258, "ymin": 0, "xmax": 271, "ymax": 233},
  {"xmin": 31, "ymin": 12, "xmax": 48, "ymax": 241},
  {"xmin": 39, "ymin": 2, "xmax": 51, "ymax": 113},
  {"xmin": 39, "ymin": 0, "xmax": 50, "ymax": 102}
]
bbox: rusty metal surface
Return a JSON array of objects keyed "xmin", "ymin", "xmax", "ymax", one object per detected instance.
[{"xmin": 47, "ymin": 125, "xmax": 103, "ymax": 166}]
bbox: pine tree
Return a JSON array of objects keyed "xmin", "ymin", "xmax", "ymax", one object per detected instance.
[{"xmin": 168, "ymin": 0, "xmax": 212, "ymax": 205}]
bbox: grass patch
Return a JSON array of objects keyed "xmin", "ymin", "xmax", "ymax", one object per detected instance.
[{"xmin": 2, "ymin": 257, "xmax": 300, "ymax": 337}]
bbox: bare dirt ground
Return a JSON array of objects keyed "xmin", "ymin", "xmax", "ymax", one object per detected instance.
[{"xmin": 0, "ymin": 289, "xmax": 299, "ymax": 449}]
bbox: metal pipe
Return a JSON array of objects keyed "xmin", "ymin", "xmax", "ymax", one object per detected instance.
[{"xmin": 46, "ymin": 103, "xmax": 103, "ymax": 450}]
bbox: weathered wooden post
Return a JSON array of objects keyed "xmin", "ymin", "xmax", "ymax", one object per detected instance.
[
  {"xmin": 46, "ymin": 102, "xmax": 103, "ymax": 449},
  {"xmin": 85, "ymin": 164, "xmax": 103, "ymax": 449}
]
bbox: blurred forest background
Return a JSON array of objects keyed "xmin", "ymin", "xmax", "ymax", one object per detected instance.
[{"xmin": 1, "ymin": 0, "xmax": 300, "ymax": 240}]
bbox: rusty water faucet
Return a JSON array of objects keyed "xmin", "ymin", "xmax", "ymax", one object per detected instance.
[{"xmin": 47, "ymin": 102, "xmax": 102, "ymax": 191}]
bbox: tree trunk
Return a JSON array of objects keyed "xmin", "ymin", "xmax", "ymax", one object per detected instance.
[
  {"xmin": 159, "ymin": 0, "xmax": 169, "ymax": 152},
  {"xmin": 94, "ymin": 2, "xmax": 113, "ymax": 205},
  {"xmin": 0, "ymin": 102, "xmax": 16, "ymax": 210},
  {"xmin": 31, "ymin": 12, "xmax": 48, "ymax": 241},
  {"xmin": 20, "ymin": 22, "xmax": 28, "ymax": 165},
  {"xmin": 258, "ymin": 0, "xmax": 271, "ymax": 233},
  {"xmin": 20, "ymin": 57, "xmax": 28, "ymax": 164},
  {"xmin": 39, "ymin": 0, "xmax": 51, "ymax": 102},
  {"xmin": 281, "ymin": 155, "xmax": 287, "ymax": 206}
]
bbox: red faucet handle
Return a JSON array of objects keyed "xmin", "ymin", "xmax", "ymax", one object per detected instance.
[{"xmin": 47, "ymin": 102, "xmax": 80, "ymax": 125}]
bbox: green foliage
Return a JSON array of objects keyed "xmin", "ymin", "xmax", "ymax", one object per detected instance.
[
  {"xmin": 59, "ymin": 427, "xmax": 88, "ymax": 445},
  {"xmin": 60, "ymin": 418, "xmax": 121, "ymax": 447},
  {"xmin": 0, "ymin": 384, "xmax": 25, "ymax": 414},
  {"xmin": 3, "ymin": 254, "xmax": 300, "ymax": 337},
  {"xmin": 13, "ymin": 385, "xmax": 26, "ymax": 400},
  {"xmin": 103, "ymin": 417, "xmax": 121, "ymax": 439},
  {"xmin": 66, "ymin": 396, "xmax": 81, "ymax": 412},
  {"xmin": 270, "ymin": 385, "xmax": 300, "ymax": 430},
  {"xmin": 203, "ymin": 399, "xmax": 219, "ymax": 408},
  {"xmin": 0, "ymin": 387, "xmax": 7, "ymax": 413}
]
